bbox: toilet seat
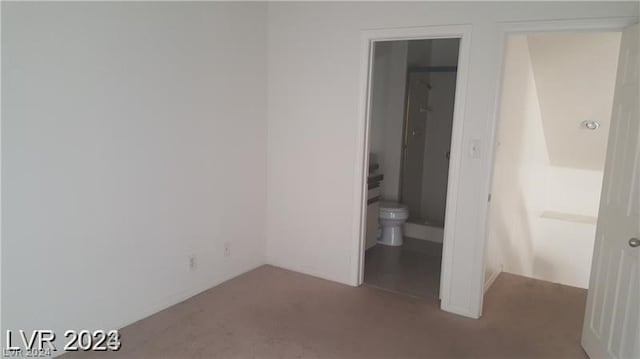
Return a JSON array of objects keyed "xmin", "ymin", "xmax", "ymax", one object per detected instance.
[{"xmin": 379, "ymin": 202, "xmax": 409, "ymax": 220}]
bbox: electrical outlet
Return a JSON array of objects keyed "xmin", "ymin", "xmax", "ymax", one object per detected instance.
[
  {"xmin": 189, "ymin": 255, "xmax": 197, "ymax": 271},
  {"xmin": 224, "ymin": 242, "xmax": 231, "ymax": 258}
]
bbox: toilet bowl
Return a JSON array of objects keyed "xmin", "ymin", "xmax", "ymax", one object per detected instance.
[{"xmin": 378, "ymin": 202, "xmax": 409, "ymax": 246}]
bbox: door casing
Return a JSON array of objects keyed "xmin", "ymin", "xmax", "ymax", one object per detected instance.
[{"xmin": 352, "ymin": 24, "xmax": 472, "ymax": 317}]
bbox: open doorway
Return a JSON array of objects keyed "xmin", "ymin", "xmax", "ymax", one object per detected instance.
[
  {"xmin": 485, "ymin": 31, "xmax": 621, "ymax": 290},
  {"xmin": 362, "ymin": 38, "xmax": 460, "ymax": 300},
  {"xmin": 484, "ymin": 24, "xmax": 640, "ymax": 357}
]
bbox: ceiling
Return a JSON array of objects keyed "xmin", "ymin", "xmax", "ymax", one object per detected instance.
[{"xmin": 526, "ymin": 32, "xmax": 621, "ymax": 171}]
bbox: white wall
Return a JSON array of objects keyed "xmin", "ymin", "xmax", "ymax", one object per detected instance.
[
  {"xmin": 485, "ymin": 35, "xmax": 549, "ymax": 291},
  {"xmin": 2, "ymin": 2, "xmax": 267, "ymax": 352},
  {"xmin": 545, "ymin": 167, "xmax": 604, "ymax": 218},
  {"xmin": 265, "ymin": 1, "xmax": 637, "ymax": 317},
  {"xmin": 527, "ymin": 32, "xmax": 621, "ymax": 171},
  {"xmin": 3, "ymin": 4, "xmax": 636, "ymax": 339},
  {"xmin": 369, "ymin": 41, "xmax": 408, "ymax": 201},
  {"xmin": 486, "ymin": 33, "xmax": 616, "ymax": 290}
]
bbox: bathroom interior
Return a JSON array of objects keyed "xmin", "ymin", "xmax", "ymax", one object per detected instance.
[{"xmin": 364, "ymin": 38, "xmax": 460, "ymax": 300}]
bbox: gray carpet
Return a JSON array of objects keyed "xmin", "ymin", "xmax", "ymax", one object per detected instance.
[{"xmin": 65, "ymin": 266, "xmax": 588, "ymax": 358}]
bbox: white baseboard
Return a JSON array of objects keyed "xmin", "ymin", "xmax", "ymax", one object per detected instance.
[
  {"xmin": 484, "ymin": 267, "xmax": 502, "ymax": 293},
  {"xmin": 440, "ymin": 302, "xmax": 481, "ymax": 319}
]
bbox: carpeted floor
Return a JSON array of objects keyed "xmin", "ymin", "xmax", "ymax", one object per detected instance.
[{"xmin": 65, "ymin": 265, "xmax": 588, "ymax": 358}]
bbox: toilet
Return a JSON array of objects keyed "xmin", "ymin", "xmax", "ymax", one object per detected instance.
[{"xmin": 378, "ymin": 202, "xmax": 409, "ymax": 246}]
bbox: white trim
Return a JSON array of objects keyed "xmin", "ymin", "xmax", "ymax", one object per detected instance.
[
  {"xmin": 477, "ymin": 16, "xmax": 638, "ymax": 316},
  {"xmin": 350, "ymin": 29, "xmax": 375, "ymax": 286},
  {"xmin": 0, "ymin": 1, "xmax": 3, "ymax": 338},
  {"xmin": 483, "ymin": 267, "xmax": 502, "ymax": 294},
  {"xmin": 438, "ymin": 26, "xmax": 472, "ymax": 316},
  {"xmin": 496, "ymin": 17, "xmax": 637, "ymax": 35},
  {"xmin": 351, "ymin": 24, "xmax": 473, "ymax": 317}
]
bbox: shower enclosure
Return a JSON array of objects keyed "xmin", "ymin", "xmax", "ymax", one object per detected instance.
[{"xmin": 400, "ymin": 65, "xmax": 458, "ymax": 229}]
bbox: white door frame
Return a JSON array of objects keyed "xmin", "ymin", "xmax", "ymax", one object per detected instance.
[
  {"xmin": 351, "ymin": 24, "xmax": 472, "ymax": 314},
  {"xmin": 480, "ymin": 16, "xmax": 637, "ymax": 308}
]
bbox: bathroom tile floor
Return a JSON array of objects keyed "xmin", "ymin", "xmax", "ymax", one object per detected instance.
[{"xmin": 363, "ymin": 237, "xmax": 443, "ymax": 300}]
